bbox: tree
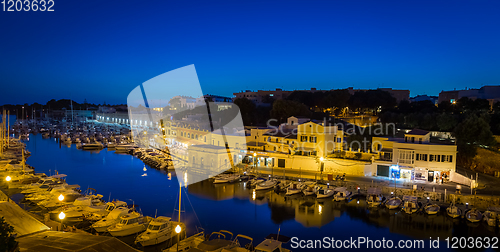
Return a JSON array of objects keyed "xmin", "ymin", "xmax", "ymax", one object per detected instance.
[
  {"xmin": 270, "ymin": 99, "xmax": 312, "ymax": 123},
  {"xmin": 320, "ymin": 89, "xmax": 350, "ymax": 115},
  {"xmin": 233, "ymin": 98, "xmax": 256, "ymax": 126},
  {"xmin": 453, "ymin": 114, "xmax": 496, "ymax": 160},
  {"xmin": 0, "ymin": 217, "xmax": 16, "ymax": 252},
  {"xmin": 436, "ymin": 113, "xmax": 457, "ymax": 131}
]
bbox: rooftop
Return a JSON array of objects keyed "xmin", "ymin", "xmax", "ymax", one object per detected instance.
[{"xmin": 406, "ymin": 129, "xmax": 430, "ymax": 136}]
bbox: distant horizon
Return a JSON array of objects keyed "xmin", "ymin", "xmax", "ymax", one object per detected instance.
[{"xmin": 3, "ymin": 83, "xmax": 500, "ymax": 107}]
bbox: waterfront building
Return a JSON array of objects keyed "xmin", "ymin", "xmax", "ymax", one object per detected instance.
[
  {"xmin": 438, "ymin": 85, "xmax": 500, "ymax": 107},
  {"xmin": 371, "ymin": 129, "xmax": 457, "ymax": 182}
]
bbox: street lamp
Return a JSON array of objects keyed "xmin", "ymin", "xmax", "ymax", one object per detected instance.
[
  {"xmin": 253, "ymin": 152, "xmax": 257, "ymax": 172},
  {"xmin": 175, "ymin": 224, "xmax": 182, "ymax": 252},
  {"xmin": 59, "ymin": 212, "xmax": 65, "ymax": 231},
  {"xmin": 58, "ymin": 194, "xmax": 64, "ymax": 202},
  {"xmin": 5, "ymin": 176, "xmax": 11, "ymax": 182}
]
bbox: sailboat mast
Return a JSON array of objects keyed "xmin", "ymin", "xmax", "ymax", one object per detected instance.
[{"xmin": 178, "ymin": 186, "xmax": 181, "ymax": 223}]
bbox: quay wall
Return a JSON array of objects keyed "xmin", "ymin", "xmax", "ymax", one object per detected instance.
[{"xmin": 264, "ymin": 154, "xmax": 371, "ymax": 176}]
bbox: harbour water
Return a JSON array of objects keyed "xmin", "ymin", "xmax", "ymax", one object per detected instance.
[{"xmin": 22, "ymin": 133, "xmax": 499, "ymax": 251}]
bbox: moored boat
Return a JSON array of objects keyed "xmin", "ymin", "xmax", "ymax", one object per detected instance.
[
  {"xmin": 466, "ymin": 208, "xmax": 482, "ymax": 223},
  {"xmin": 255, "ymin": 180, "xmax": 278, "ymax": 191},
  {"xmin": 107, "ymin": 211, "xmax": 152, "ymax": 237},
  {"xmin": 135, "ymin": 216, "xmax": 186, "ymax": 246},
  {"xmin": 446, "ymin": 203, "xmax": 462, "ymax": 218},
  {"xmin": 366, "ymin": 188, "xmax": 383, "ymax": 207},
  {"xmin": 401, "ymin": 195, "xmax": 421, "ymax": 214},
  {"xmin": 384, "ymin": 196, "xmax": 402, "ymax": 210}
]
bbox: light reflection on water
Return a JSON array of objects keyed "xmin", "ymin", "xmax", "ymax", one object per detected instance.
[{"xmin": 23, "ymin": 134, "xmax": 498, "ymax": 251}]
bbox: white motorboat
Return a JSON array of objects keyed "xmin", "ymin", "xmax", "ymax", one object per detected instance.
[
  {"xmin": 483, "ymin": 210, "xmax": 498, "ymax": 227},
  {"xmin": 92, "ymin": 206, "xmax": 133, "ymax": 232},
  {"xmin": 107, "ymin": 211, "xmax": 152, "ymax": 237},
  {"xmin": 401, "ymin": 195, "xmax": 421, "ymax": 214},
  {"xmin": 82, "ymin": 142, "xmax": 104, "ymax": 150},
  {"xmin": 85, "ymin": 200, "xmax": 128, "ymax": 221},
  {"xmin": 301, "ymin": 182, "xmax": 317, "ymax": 196},
  {"xmin": 51, "ymin": 195, "xmax": 106, "ymax": 220},
  {"xmin": 366, "ymin": 188, "xmax": 383, "ymax": 207},
  {"xmin": 446, "ymin": 203, "xmax": 462, "ymax": 218},
  {"xmin": 254, "ymin": 234, "xmax": 291, "ymax": 252},
  {"xmin": 315, "ymin": 185, "xmax": 334, "ymax": 198},
  {"xmin": 333, "ymin": 187, "xmax": 351, "ymax": 201},
  {"xmin": 221, "ymin": 234, "xmax": 254, "ymax": 252},
  {"xmin": 255, "ymin": 180, "xmax": 277, "ymax": 191},
  {"xmin": 286, "ymin": 182, "xmax": 304, "ymax": 196},
  {"xmin": 135, "ymin": 216, "xmax": 185, "ymax": 246},
  {"xmin": 466, "ymin": 209, "xmax": 482, "ymax": 223},
  {"xmin": 214, "ymin": 174, "xmax": 241, "ymax": 184},
  {"xmin": 384, "ymin": 196, "xmax": 402, "ymax": 210}
]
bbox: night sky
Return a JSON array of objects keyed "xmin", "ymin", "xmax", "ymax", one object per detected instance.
[{"xmin": 1, "ymin": 0, "xmax": 500, "ymax": 105}]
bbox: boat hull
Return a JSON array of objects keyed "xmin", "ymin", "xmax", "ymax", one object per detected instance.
[{"xmin": 108, "ymin": 224, "xmax": 146, "ymax": 237}]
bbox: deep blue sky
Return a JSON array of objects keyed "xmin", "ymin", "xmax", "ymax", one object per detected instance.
[{"xmin": 1, "ymin": 0, "xmax": 500, "ymax": 105}]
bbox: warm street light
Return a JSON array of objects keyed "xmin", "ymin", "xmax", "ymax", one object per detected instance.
[
  {"xmin": 58, "ymin": 194, "xmax": 64, "ymax": 201},
  {"xmin": 59, "ymin": 211, "xmax": 65, "ymax": 231},
  {"xmin": 5, "ymin": 176, "xmax": 11, "ymax": 182},
  {"xmin": 175, "ymin": 224, "xmax": 182, "ymax": 252},
  {"xmin": 320, "ymin": 157, "xmax": 324, "ymax": 162}
]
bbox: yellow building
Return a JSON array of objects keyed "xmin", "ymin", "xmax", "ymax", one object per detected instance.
[{"xmin": 371, "ymin": 129, "xmax": 457, "ymax": 182}]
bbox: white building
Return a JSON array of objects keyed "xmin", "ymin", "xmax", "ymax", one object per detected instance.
[{"xmin": 371, "ymin": 129, "xmax": 457, "ymax": 183}]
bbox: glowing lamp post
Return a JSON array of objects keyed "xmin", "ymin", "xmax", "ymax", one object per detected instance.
[
  {"xmin": 5, "ymin": 176, "xmax": 11, "ymax": 182},
  {"xmin": 59, "ymin": 212, "xmax": 65, "ymax": 231},
  {"xmin": 58, "ymin": 194, "xmax": 64, "ymax": 202},
  {"xmin": 175, "ymin": 224, "xmax": 182, "ymax": 252},
  {"xmin": 253, "ymin": 152, "xmax": 257, "ymax": 173}
]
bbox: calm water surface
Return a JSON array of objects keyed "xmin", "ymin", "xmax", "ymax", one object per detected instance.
[{"xmin": 23, "ymin": 133, "xmax": 498, "ymax": 251}]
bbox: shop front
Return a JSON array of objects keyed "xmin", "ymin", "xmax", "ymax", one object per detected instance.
[{"xmin": 413, "ymin": 167, "xmax": 428, "ymax": 181}]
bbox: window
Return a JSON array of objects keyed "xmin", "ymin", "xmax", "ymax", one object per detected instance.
[
  {"xmin": 398, "ymin": 150, "xmax": 414, "ymax": 164},
  {"xmin": 411, "ymin": 137, "xmax": 415, "ymax": 143},
  {"xmin": 310, "ymin": 136, "xmax": 317, "ymax": 143},
  {"xmin": 301, "ymin": 136, "xmax": 308, "ymax": 142},
  {"xmin": 416, "ymin": 153, "xmax": 420, "ymax": 161},
  {"xmin": 441, "ymin": 155, "xmax": 446, "ymax": 162},
  {"xmin": 419, "ymin": 138, "xmax": 422, "ymax": 144},
  {"xmin": 337, "ymin": 138, "xmax": 342, "ymax": 143},
  {"xmin": 429, "ymin": 155, "xmax": 434, "ymax": 162},
  {"xmin": 449, "ymin": 155, "xmax": 453, "ymax": 162}
]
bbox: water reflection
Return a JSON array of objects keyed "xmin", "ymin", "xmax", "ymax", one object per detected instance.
[{"xmin": 188, "ymin": 180, "xmax": 499, "ymax": 241}]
